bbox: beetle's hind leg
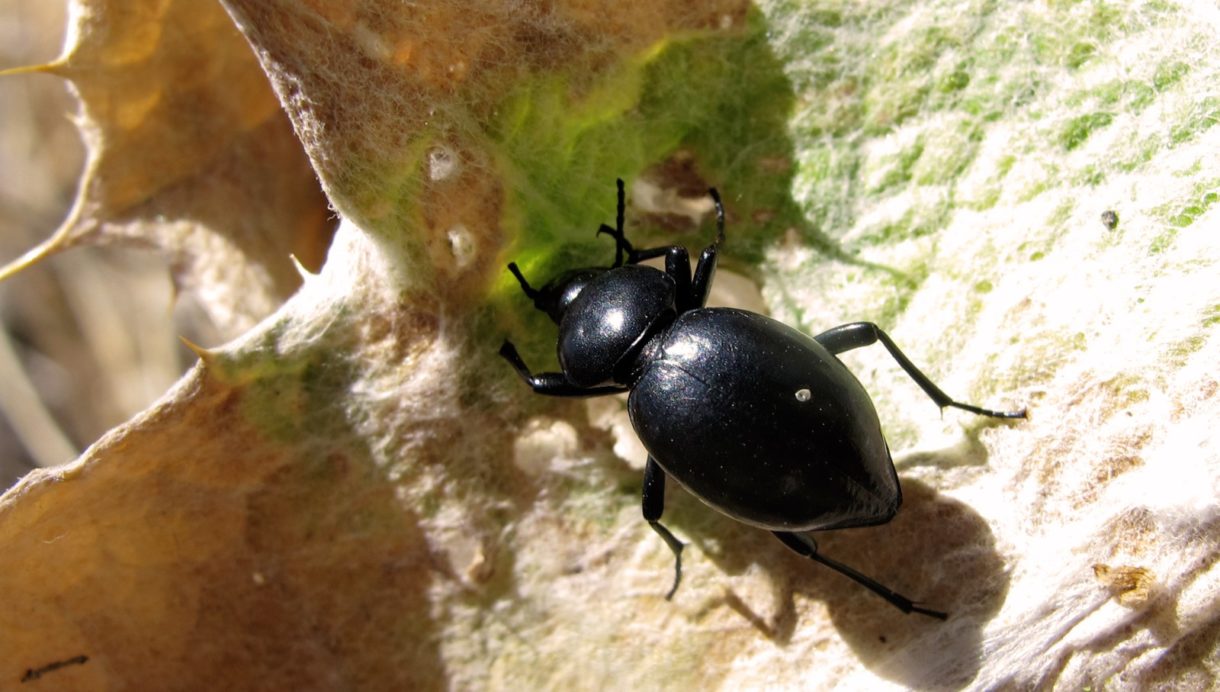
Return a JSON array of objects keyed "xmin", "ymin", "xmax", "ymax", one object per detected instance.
[
  {"xmin": 813, "ymin": 322, "xmax": 1027, "ymax": 419},
  {"xmin": 773, "ymin": 532, "xmax": 948, "ymax": 620},
  {"xmin": 643, "ymin": 457, "xmax": 685, "ymax": 600}
]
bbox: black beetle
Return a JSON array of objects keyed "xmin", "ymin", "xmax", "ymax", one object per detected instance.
[{"xmin": 500, "ymin": 180, "xmax": 1025, "ymax": 619}]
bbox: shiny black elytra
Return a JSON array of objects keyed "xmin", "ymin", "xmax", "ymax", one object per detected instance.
[{"xmin": 499, "ymin": 180, "xmax": 1025, "ymax": 620}]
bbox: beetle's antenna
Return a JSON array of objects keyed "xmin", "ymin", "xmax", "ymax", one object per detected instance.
[
  {"xmin": 598, "ymin": 179, "xmax": 635, "ymax": 267},
  {"xmin": 612, "ymin": 178, "xmax": 630, "ymax": 267},
  {"xmin": 506, "ymin": 262, "xmax": 540, "ymax": 300},
  {"xmin": 616, "ymin": 178, "xmax": 626, "ymax": 238},
  {"xmin": 708, "ymin": 188, "xmax": 726, "ymax": 246}
]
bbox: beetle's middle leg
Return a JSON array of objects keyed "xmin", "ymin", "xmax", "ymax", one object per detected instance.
[
  {"xmin": 812, "ymin": 322, "xmax": 1027, "ymax": 419},
  {"xmin": 643, "ymin": 456, "xmax": 685, "ymax": 600},
  {"xmin": 625, "ymin": 188, "xmax": 726, "ymax": 311}
]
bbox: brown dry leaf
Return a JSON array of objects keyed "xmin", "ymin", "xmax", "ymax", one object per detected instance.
[
  {"xmin": 0, "ymin": 352, "xmax": 441, "ymax": 689},
  {"xmin": 0, "ymin": 0, "xmax": 333, "ymax": 335},
  {"xmin": 0, "ymin": 1, "xmax": 756, "ymax": 688}
]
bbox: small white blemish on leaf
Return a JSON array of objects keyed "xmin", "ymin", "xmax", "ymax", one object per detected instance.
[
  {"xmin": 447, "ymin": 225, "xmax": 475, "ymax": 269},
  {"xmin": 428, "ymin": 145, "xmax": 459, "ymax": 180},
  {"xmin": 352, "ymin": 23, "xmax": 391, "ymax": 60},
  {"xmin": 630, "ymin": 178, "xmax": 715, "ymax": 226}
]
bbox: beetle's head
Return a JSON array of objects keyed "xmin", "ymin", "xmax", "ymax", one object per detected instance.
[
  {"xmin": 530, "ymin": 267, "xmax": 605, "ymax": 324},
  {"xmin": 557, "ymin": 265, "xmax": 676, "ymax": 387}
]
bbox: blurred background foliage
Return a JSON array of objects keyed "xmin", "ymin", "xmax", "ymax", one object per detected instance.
[{"xmin": 0, "ymin": 0, "xmax": 221, "ymax": 487}]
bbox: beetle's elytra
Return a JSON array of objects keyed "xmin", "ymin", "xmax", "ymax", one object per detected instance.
[{"xmin": 500, "ymin": 180, "xmax": 1026, "ymax": 619}]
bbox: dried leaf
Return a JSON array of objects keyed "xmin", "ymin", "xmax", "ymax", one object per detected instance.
[{"xmin": 0, "ymin": 0, "xmax": 332, "ymax": 335}]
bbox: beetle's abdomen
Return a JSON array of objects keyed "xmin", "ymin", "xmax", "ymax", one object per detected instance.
[{"xmin": 627, "ymin": 308, "xmax": 900, "ymax": 531}]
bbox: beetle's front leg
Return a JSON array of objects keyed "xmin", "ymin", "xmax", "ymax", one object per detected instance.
[
  {"xmin": 629, "ymin": 189, "xmax": 726, "ymax": 312},
  {"xmin": 689, "ymin": 188, "xmax": 725, "ymax": 309},
  {"xmin": 623, "ymin": 244, "xmax": 693, "ymax": 303},
  {"xmin": 498, "ymin": 341, "xmax": 627, "ymax": 397},
  {"xmin": 506, "ymin": 262, "xmax": 540, "ymax": 301}
]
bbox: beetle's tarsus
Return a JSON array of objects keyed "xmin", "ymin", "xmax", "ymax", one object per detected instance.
[
  {"xmin": 944, "ymin": 401, "xmax": 1028, "ymax": 420},
  {"xmin": 773, "ymin": 531, "xmax": 948, "ymax": 620},
  {"xmin": 649, "ymin": 522, "xmax": 685, "ymax": 600},
  {"xmin": 909, "ymin": 603, "xmax": 949, "ymax": 620},
  {"xmin": 643, "ymin": 457, "xmax": 685, "ymax": 599}
]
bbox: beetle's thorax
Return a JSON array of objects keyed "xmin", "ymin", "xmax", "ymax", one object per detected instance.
[
  {"xmin": 535, "ymin": 268, "xmax": 604, "ymax": 324},
  {"xmin": 556, "ymin": 265, "xmax": 677, "ymax": 387}
]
